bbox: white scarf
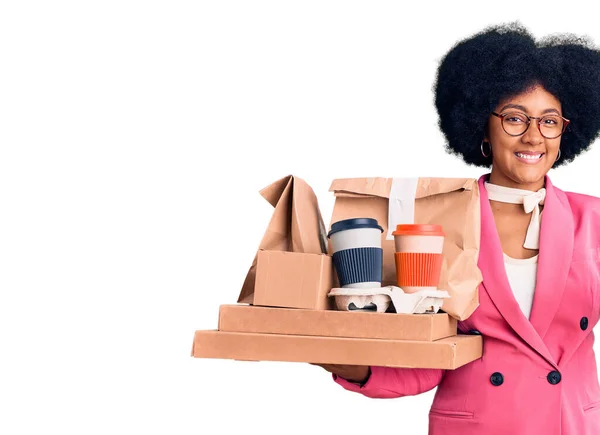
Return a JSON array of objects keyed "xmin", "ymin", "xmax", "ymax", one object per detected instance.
[{"xmin": 485, "ymin": 182, "xmax": 546, "ymax": 250}]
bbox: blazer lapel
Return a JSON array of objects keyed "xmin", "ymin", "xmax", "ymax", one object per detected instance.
[
  {"xmin": 477, "ymin": 175, "xmax": 558, "ymax": 368},
  {"xmin": 528, "ymin": 176, "xmax": 574, "ymax": 340}
]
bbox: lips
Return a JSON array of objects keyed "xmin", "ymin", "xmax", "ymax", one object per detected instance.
[
  {"xmin": 514, "ymin": 151, "xmax": 545, "ymax": 164},
  {"xmin": 515, "ymin": 152, "xmax": 544, "ymax": 160}
]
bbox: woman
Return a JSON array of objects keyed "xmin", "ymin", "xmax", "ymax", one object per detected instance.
[{"xmin": 313, "ymin": 23, "xmax": 600, "ymax": 434}]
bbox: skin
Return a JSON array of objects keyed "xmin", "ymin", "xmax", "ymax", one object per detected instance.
[
  {"xmin": 487, "ymin": 85, "xmax": 562, "ymax": 191},
  {"xmin": 487, "ymin": 85, "xmax": 563, "ymax": 260},
  {"xmin": 312, "ymin": 85, "xmax": 566, "ymax": 384}
]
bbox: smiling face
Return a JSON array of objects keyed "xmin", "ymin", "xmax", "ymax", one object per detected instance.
[{"xmin": 487, "ymin": 85, "xmax": 563, "ymax": 191}]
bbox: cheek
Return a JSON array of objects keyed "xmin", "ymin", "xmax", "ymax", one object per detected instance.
[
  {"xmin": 490, "ymin": 136, "xmax": 517, "ymax": 158},
  {"xmin": 488, "ymin": 123, "xmax": 512, "ymax": 149},
  {"xmin": 549, "ymin": 139, "xmax": 561, "ymax": 154}
]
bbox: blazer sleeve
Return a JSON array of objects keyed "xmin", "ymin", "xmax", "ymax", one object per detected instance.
[{"xmin": 332, "ymin": 365, "xmax": 445, "ymax": 398}]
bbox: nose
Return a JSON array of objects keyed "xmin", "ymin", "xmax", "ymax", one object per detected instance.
[{"xmin": 521, "ymin": 119, "xmax": 544, "ymax": 144}]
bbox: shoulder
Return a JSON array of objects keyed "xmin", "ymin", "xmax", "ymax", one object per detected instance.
[
  {"xmin": 548, "ymin": 175, "xmax": 600, "ymax": 210},
  {"xmin": 549, "ymin": 181, "xmax": 600, "ymax": 258},
  {"xmin": 563, "ymin": 190, "xmax": 600, "ymax": 213},
  {"xmin": 553, "ymin": 183, "xmax": 600, "ymax": 225},
  {"xmin": 564, "ymin": 190, "xmax": 600, "ymax": 205}
]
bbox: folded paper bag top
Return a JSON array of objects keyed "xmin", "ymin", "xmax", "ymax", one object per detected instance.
[
  {"xmin": 255, "ymin": 174, "xmax": 327, "ymax": 255},
  {"xmin": 237, "ymin": 175, "xmax": 331, "ymax": 308},
  {"xmin": 328, "ymin": 177, "xmax": 482, "ymax": 320}
]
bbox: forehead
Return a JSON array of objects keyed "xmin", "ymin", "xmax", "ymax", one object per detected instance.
[{"xmin": 498, "ymin": 86, "xmax": 562, "ymax": 112}]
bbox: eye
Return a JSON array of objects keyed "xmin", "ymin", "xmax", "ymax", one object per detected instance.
[
  {"xmin": 504, "ymin": 113, "xmax": 527, "ymax": 124},
  {"xmin": 541, "ymin": 117, "xmax": 558, "ymax": 125}
]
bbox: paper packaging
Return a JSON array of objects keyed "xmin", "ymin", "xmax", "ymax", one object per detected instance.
[
  {"xmin": 217, "ymin": 304, "xmax": 458, "ymax": 341},
  {"xmin": 237, "ymin": 175, "xmax": 334, "ymax": 310},
  {"xmin": 328, "ymin": 286, "xmax": 451, "ymax": 314},
  {"xmin": 329, "ymin": 177, "xmax": 482, "ymax": 320},
  {"xmin": 192, "ymin": 330, "xmax": 483, "ymax": 370}
]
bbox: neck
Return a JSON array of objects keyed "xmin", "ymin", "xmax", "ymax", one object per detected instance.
[
  {"xmin": 488, "ymin": 196, "xmax": 529, "ymax": 215},
  {"xmin": 488, "ymin": 168, "xmax": 545, "ymax": 192}
]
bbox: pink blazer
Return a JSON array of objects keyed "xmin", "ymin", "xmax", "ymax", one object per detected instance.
[{"xmin": 334, "ymin": 174, "xmax": 600, "ymax": 435}]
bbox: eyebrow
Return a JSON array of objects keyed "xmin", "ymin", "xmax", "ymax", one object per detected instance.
[{"xmin": 499, "ymin": 104, "xmax": 561, "ymax": 115}]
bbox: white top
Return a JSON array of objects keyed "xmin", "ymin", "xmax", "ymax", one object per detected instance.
[{"xmin": 503, "ymin": 253, "xmax": 538, "ymax": 319}]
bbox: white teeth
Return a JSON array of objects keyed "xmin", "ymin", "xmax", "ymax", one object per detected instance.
[{"xmin": 516, "ymin": 153, "xmax": 542, "ymax": 160}]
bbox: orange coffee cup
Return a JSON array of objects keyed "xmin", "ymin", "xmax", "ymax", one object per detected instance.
[{"xmin": 392, "ymin": 224, "xmax": 445, "ymax": 293}]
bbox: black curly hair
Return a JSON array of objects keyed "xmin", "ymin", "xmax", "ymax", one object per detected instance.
[{"xmin": 434, "ymin": 22, "xmax": 600, "ymax": 168}]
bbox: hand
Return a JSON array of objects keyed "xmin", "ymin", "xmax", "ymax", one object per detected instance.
[{"xmin": 309, "ymin": 363, "xmax": 371, "ymax": 384}]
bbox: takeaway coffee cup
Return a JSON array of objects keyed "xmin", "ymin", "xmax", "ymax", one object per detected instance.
[
  {"xmin": 392, "ymin": 224, "xmax": 445, "ymax": 294},
  {"xmin": 327, "ymin": 218, "xmax": 384, "ymax": 289}
]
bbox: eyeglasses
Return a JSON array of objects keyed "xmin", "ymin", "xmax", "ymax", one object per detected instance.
[{"xmin": 491, "ymin": 111, "xmax": 570, "ymax": 139}]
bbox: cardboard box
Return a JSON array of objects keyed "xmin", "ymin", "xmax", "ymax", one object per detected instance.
[
  {"xmin": 237, "ymin": 175, "xmax": 333, "ymax": 310},
  {"xmin": 218, "ymin": 304, "xmax": 456, "ymax": 341},
  {"xmin": 192, "ymin": 330, "xmax": 482, "ymax": 370},
  {"xmin": 253, "ymin": 250, "xmax": 333, "ymax": 310}
]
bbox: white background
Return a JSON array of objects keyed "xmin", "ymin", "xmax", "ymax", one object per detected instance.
[{"xmin": 2, "ymin": 2, "xmax": 600, "ymax": 434}]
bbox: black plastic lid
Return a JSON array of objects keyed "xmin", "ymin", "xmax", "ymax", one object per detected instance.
[{"xmin": 327, "ymin": 218, "xmax": 383, "ymax": 238}]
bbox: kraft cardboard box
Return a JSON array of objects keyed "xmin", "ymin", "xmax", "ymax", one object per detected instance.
[
  {"xmin": 253, "ymin": 251, "xmax": 333, "ymax": 310},
  {"xmin": 236, "ymin": 175, "xmax": 333, "ymax": 310},
  {"xmin": 218, "ymin": 304, "xmax": 457, "ymax": 341},
  {"xmin": 192, "ymin": 330, "xmax": 482, "ymax": 370}
]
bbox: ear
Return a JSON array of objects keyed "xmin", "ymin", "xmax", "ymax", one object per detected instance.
[{"xmin": 483, "ymin": 119, "xmax": 491, "ymax": 143}]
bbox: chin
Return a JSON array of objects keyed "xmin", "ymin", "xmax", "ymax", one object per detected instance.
[
  {"xmin": 492, "ymin": 154, "xmax": 552, "ymax": 189},
  {"xmin": 508, "ymin": 168, "xmax": 548, "ymax": 186}
]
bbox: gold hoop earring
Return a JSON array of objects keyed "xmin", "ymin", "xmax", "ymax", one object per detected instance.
[{"xmin": 481, "ymin": 141, "xmax": 491, "ymax": 158}]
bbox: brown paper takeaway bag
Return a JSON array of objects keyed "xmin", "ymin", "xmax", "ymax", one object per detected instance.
[
  {"xmin": 237, "ymin": 175, "xmax": 332, "ymax": 309},
  {"xmin": 329, "ymin": 177, "xmax": 482, "ymax": 320}
]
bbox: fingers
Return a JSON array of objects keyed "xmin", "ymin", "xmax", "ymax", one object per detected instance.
[{"xmin": 309, "ymin": 362, "xmax": 334, "ymax": 371}]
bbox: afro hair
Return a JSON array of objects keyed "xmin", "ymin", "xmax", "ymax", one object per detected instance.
[{"xmin": 434, "ymin": 22, "xmax": 600, "ymax": 168}]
